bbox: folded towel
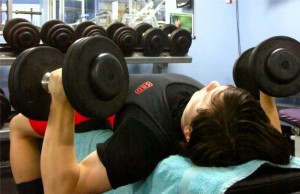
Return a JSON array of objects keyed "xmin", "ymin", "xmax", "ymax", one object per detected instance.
[
  {"xmin": 134, "ymin": 155, "xmax": 300, "ymax": 194},
  {"xmin": 75, "ymin": 129, "xmax": 113, "ymax": 162},
  {"xmin": 74, "ymin": 130, "xmax": 300, "ymax": 194}
]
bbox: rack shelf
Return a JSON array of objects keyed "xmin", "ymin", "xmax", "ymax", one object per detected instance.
[{"xmin": 1, "ymin": 52, "xmax": 192, "ymax": 73}]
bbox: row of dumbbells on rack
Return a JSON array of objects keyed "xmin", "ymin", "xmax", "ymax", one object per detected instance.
[{"xmin": 2, "ymin": 18, "xmax": 192, "ymax": 57}]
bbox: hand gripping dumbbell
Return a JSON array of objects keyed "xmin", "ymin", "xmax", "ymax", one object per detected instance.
[
  {"xmin": 161, "ymin": 24, "xmax": 192, "ymax": 56},
  {"xmin": 74, "ymin": 21, "xmax": 108, "ymax": 39},
  {"xmin": 8, "ymin": 36, "xmax": 129, "ymax": 120},
  {"xmin": 233, "ymin": 36, "xmax": 300, "ymax": 98},
  {"xmin": 0, "ymin": 88, "xmax": 11, "ymax": 128},
  {"xmin": 106, "ymin": 22, "xmax": 138, "ymax": 57},
  {"xmin": 3, "ymin": 18, "xmax": 40, "ymax": 53},
  {"xmin": 40, "ymin": 20, "xmax": 76, "ymax": 53}
]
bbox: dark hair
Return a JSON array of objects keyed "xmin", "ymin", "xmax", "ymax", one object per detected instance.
[{"xmin": 180, "ymin": 86, "xmax": 290, "ymax": 167}]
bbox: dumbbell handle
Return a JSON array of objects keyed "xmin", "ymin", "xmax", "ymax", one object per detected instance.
[
  {"xmin": 42, "ymin": 72, "xmax": 51, "ymax": 93},
  {"xmin": 292, "ymin": 127, "xmax": 300, "ymax": 136}
]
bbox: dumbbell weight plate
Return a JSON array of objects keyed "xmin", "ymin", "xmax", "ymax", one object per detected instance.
[
  {"xmin": 0, "ymin": 88, "xmax": 5, "ymax": 96},
  {"xmin": 169, "ymin": 29, "xmax": 192, "ymax": 56},
  {"xmin": 1, "ymin": 94, "xmax": 11, "ymax": 128},
  {"xmin": 62, "ymin": 36, "xmax": 129, "ymax": 118},
  {"xmin": 82, "ymin": 25, "xmax": 108, "ymax": 37},
  {"xmin": 250, "ymin": 36, "xmax": 300, "ymax": 97},
  {"xmin": 41, "ymin": 20, "xmax": 64, "ymax": 44},
  {"xmin": 7, "ymin": 49, "xmax": 26, "ymax": 111},
  {"xmin": 233, "ymin": 47, "xmax": 260, "ymax": 99},
  {"xmin": 142, "ymin": 28, "xmax": 168, "ymax": 56},
  {"xmin": 74, "ymin": 21, "xmax": 95, "ymax": 39},
  {"xmin": 134, "ymin": 23, "xmax": 153, "ymax": 47},
  {"xmin": 113, "ymin": 26, "xmax": 137, "ymax": 56},
  {"xmin": 8, "ymin": 47, "xmax": 64, "ymax": 120},
  {"xmin": 106, "ymin": 22, "xmax": 126, "ymax": 39},
  {"xmin": 47, "ymin": 23, "xmax": 75, "ymax": 53},
  {"xmin": 161, "ymin": 24, "xmax": 178, "ymax": 36},
  {"xmin": 3, "ymin": 18, "xmax": 29, "ymax": 44},
  {"xmin": 9, "ymin": 22, "xmax": 40, "ymax": 52}
]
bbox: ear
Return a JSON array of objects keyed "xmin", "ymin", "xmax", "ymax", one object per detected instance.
[{"xmin": 183, "ymin": 126, "xmax": 192, "ymax": 142}]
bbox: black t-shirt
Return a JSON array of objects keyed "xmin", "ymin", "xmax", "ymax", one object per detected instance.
[{"xmin": 97, "ymin": 74, "xmax": 203, "ymax": 188}]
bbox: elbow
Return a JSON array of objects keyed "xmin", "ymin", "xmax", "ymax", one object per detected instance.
[{"xmin": 42, "ymin": 165, "xmax": 81, "ymax": 194}]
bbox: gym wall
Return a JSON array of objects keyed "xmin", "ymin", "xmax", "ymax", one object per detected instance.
[{"xmin": 160, "ymin": 0, "xmax": 300, "ymax": 89}]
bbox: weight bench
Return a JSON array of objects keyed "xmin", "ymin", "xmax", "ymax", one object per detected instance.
[
  {"xmin": 74, "ymin": 130, "xmax": 300, "ymax": 194},
  {"xmin": 279, "ymin": 108, "xmax": 300, "ymax": 157}
]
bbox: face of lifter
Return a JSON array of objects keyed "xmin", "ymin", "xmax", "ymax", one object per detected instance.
[{"xmin": 181, "ymin": 81, "xmax": 228, "ymax": 142}]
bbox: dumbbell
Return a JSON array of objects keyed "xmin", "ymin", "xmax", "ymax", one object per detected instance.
[
  {"xmin": 40, "ymin": 20, "xmax": 75, "ymax": 53},
  {"xmin": 161, "ymin": 24, "xmax": 178, "ymax": 37},
  {"xmin": 131, "ymin": 22, "xmax": 168, "ymax": 56},
  {"xmin": 233, "ymin": 36, "xmax": 300, "ymax": 98},
  {"xmin": 161, "ymin": 24, "xmax": 192, "ymax": 56},
  {"xmin": 8, "ymin": 36, "xmax": 129, "ymax": 120},
  {"xmin": 74, "ymin": 21, "xmax": 108, "ymax": 39},
  {"xmin": 1, "ymin": 88, "xmax": 11, "ymax": 128},
  {"xmin": 134, "ymin": 22, "xmax": 153, "ymax": 48},
  {"xmin": 3, "ymin": 18, "xmax": 40, "ymax": 53},
  {"xmin": 106, "ymin": 22, "xmax": 138, "ymax": 57}
]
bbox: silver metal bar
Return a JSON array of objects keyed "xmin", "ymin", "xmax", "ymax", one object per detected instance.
[
  {"xmin": 13, "ymin": 10, "xmax": 42, "ymax": 15},
  {"xmin": 7, "ymin": 0, "xmax": 12, "ymax": 20}
]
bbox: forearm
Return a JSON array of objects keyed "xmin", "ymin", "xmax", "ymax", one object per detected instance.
[
  {"xmin": 259, "ymin": 92, "xmax": 281, "ymax": 133},
  {"xmin": 41, "ymin": 101, "xmax": 79, "ymax": 193}
]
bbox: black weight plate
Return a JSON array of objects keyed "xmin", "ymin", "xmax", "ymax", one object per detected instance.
[
  {"xmin": 113, "ymin": 26, "xmax": 137, "ymax": 56},
  {"xmin": 106, "ymin": 22, "xmax": 125, "ymax": 39},
  {"xmin": 233, "ymin": 47, "xmax": 259, "ymax": 99},
  {"xmin": 0, "ymin": 88, "xmax": 5, "ymax": 96},
  {"xmin": 169, "ymin": 29, "xmax": 192, "ymax": 56},
  {"xmin": 0, "ymin": 94, "xmax": 11, "ymax": 128},
  {"xmin": 7, "ymin": 48, "xmax": 26, "ymax": 111},
  {"xmin": 41, "ymin": 20, "xmax": 64, "ymax": 44},
  {"xmin": 250, "ymin": 36, "xmax": 300, "ymax": 97},
  {"xmin": 3, "ymin": 18, "xmax": 29, "ymax": 44},
  {"xmin": 8, "ymin": 46, "xmax": 63, "ymax": 120},
  {"xmin": 82, "ymin": 25, "xmax": 108, "ymax": 37},
  {"xmin": 62, "ymin": 36, "xmax": 129, "ymax": 118},
  {"xmin": 161, "ymin": 24, "xmax": 178, "ymax": 36},
  {"xmin": 74, "ymin": 21, "xmax": 95, "ymax": 39},
  {"xmin": 7, "ymin": 22, "xmax": 31, "ymax": 45},
  {"xmin": 134, "ymin": 22, "xmax": 153, "ymax": 46},
  {"xmin": 11, "ymin": 22, "xmax": 40, "ymax": 52},
  {"xmin": 48, "ymin": 23, "xmax": 75, "ymax": 53},
  {"xmin": 141, "ymin": 28, "xmax": 168, "ymax": 56}
]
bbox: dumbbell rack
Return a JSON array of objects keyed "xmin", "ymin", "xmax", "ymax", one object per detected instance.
[{"xmin": 0, "ymin": 51, "xmax": 192, "ymax": 139}]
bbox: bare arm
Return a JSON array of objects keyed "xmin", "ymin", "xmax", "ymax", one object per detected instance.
[
  {"xmin": 259, "ymin": 91, "xmax": 281, "ymax": 133},
  {"xmin": 41, "ymin": 69, "xmax": 111, "ymax": 194}
]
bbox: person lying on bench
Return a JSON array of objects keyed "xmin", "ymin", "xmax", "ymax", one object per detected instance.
[{"xmin": 9, "ymin": 70, "xmax": 290, "ymax": 194}]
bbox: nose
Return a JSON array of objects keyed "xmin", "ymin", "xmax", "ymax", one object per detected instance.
[{"xmin": 206, "ymin": 81, "xmax": 220, "ymax": 91}]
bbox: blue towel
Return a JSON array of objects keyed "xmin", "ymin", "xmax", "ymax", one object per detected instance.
[
  {"xmin": 75, "ymin": 129, "xmax": 113, "ymax": 162},
  {"xmin": 74, "ymin": 130, "xmax": 300, "ymax": 194}
]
